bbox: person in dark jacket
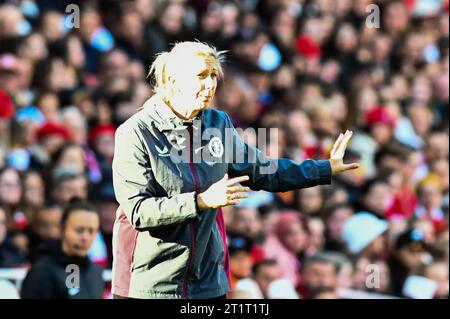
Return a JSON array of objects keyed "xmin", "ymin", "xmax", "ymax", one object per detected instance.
[
  {"xmin": 388, "ymin": 229, "xmax": 430, "ymax": 297},
  {"xmin": 112, "ymin": 41, "xmax": 359, "ymax": 299},
  {"xmin": 24, "ymin": 201, "xmax": 63, "ymax": 263},
  {"xmin": 21, "ymin": 199, "xmax": 103, "ymax": 299}
]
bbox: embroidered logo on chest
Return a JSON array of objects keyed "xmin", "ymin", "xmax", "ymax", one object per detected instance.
[{"xmin": 208, "ymin": 137, "xmax": 224, "ymax": 158}]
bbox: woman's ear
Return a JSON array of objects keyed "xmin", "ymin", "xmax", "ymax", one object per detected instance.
[
  {"xmin": 169, "ymin": 76, "xmax": 183, "ymax": 94},
  {"xmin": 167, "ymin": 75, "xmax": 176, "ymax": 85}
]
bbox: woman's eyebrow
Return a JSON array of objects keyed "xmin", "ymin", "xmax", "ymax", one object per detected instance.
[{"xmin": 197, "ymin": 68, "xmax": 219, "ymax": 76}]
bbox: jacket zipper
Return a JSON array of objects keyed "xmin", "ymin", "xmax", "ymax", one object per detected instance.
[{"xmin": 182, "ymin": 123, "xmax": 198, "ymax": 299}]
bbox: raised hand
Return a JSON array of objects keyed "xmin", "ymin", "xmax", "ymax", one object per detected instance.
[
  {"xmin": 196, "ymin": 174, "xmax": 250, "ymax": 210},
  {"xmin": 329, "ymin": 130, "xmax": 360, "ymax": 175}
]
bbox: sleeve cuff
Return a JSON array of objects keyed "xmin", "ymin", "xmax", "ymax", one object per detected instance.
[
  {"xmin": 316, "ymin": 160, "xmax": 332, "ymax": 185},
  {"xmin": 180, "ymin": 192, "xmax": 201, "ymax": 218}
]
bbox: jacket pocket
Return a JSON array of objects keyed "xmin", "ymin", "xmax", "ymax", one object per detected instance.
[{"xmin": 131, "ymin": 227, "xmax": 191, "ymax": 272}]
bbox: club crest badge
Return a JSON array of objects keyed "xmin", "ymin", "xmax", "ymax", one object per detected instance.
[{"xmin": 208, "ymin": 137, "xmax": 224, "ymax": 158}]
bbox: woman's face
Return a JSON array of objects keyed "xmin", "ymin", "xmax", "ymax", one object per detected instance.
[
  {"xmin": 160, "ymin": 3, "xmax": 184, "ymax": 35},
  {"xmin": 24, "ymin": 172, "xmax": 45, "ymax": 208},
  {"xmin": 230, "ymin": 251, "xmax": 253, "ymax": 279},
  {"xmin": 336, "ymin": 24, "xmax": 358, "ymax": 53},
  {"xmin": 63, "ymin": 114, "xmax": 86, "ymax": 145},
  {"xmin": 307, "ymin": 218, "xmax": 325, "ymax": 254},
  {"xmin": 363, "ymin": 182, "xmax": 392, "ymax": 215},
  {"xmin": 95, "ymin": 134, "xmax": 115, "ymax": 160},
  {"xmin": 327, "ymin": 207, "xmax": 353, "ymax": 241},
  {"xmin": 0, "ymin": 168, "xmax": 22, "ymax": 205},
  {"xmin": 168, "ymin": 55, "xmax": 218, "ymax": 119},
  {"xmin": 58, "ymin": 145, "xmax": 86, "ymax": 173},
  {"xmin": 38, "ymin": 93, "xmax": 60, "ymax": 123},
  {"xmin": 370, "ymin": 123, "xmax": 393, "ymax": 145},
  {"xmin": 283, "ymin": 222, "xmax": 308, "ymax": 254},
  {"xmin": 299, "ymin": 187, "xmax": 323, "ymax": 215},
  {"xmin": 408, "ymin": 104, "xmax": 433, "ymax": 137},
  {"xmin": 62, "ymin": 210, "xmax": 99, "ymax": 257}
]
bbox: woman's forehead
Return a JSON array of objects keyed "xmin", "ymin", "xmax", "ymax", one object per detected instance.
[
  {"xmin": 67, "ymin": 210, "xmax": 99, "ymax": 224},
  {"xmin": 171, "ymin": 55, "xmax": 218, "ymax": 76}
]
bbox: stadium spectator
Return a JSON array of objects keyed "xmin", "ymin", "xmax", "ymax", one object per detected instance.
[
  {"xmin": 298, "ymin": 252, "xmax": 340, "ymax": 298},
  {"xmin": 25, "ymin": 202, "xmax": 63, "ymax": 262},
  {"xmin": 388, "ymin": 229, "xmax": 432, "ymax": 297},
  {"xmin": 263, "ymin": 211, "xmax": 309, "ymax": 287},
  {"xmin": 21, "ymin": 199, "xmax": 103, "ymax": 299},
  {"xmin": 252, "ymin": 259, "xmax": 282, "ymax": 299},
  {"xmin": 324, "ymin": 203, "xmax": 354, "ymax": 252},
  {"xmin": 343, "ymin": 212, "xmax": 388, "ymax": 260},
  {"xmin": 50, "ymin": 166, "xmax": 88, "ymax": 205},
  {"xmin": 228, "ymin": 235, "xmax": 254, "ymax": 290}
]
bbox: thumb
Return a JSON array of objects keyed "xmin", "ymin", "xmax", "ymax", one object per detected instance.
[
  {"xmin": 223, "ymin": 173, "xmax": 229, "ymax": 180},
  {"xmin": 344, "ymin": 163, "xmax": 360, "ymax": 171}
]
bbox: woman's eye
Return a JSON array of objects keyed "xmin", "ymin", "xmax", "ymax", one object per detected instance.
[{"xmin": 198, "ymin": 72, "xmax": 217, "ymax": 79}]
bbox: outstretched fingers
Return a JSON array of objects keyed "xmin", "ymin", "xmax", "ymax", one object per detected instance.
[
  {"xmin": 227, "ymin": 186, "xmax": 251, "ymax": 194},
  {"xmin": 226, "ymin": 175, "xmax": 250, "ymax": 187},
  {"xmin": 330, "ymin": 133, "xmax": 344, "ymax": 157},
  {"xmin": 334, "ymin": 130, "xmax": 353, "ymax": 158}
]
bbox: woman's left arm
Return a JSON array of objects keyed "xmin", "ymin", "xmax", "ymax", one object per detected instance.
[{"xmin": 225, "ymin": 115, "xmax": 358, "ymax": 192}]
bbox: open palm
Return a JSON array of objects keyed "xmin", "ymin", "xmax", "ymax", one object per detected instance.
[{"xmin": 329, "ymin": 130, "xmax": 360, "ymax": 175}]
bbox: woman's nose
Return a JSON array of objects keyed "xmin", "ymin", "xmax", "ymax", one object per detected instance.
[{"xmin": 204, "ymin": 75, "xmax": 215, "ymax": 90}]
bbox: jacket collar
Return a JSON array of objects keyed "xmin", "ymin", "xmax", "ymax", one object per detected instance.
[{"xmin": 142, "ymin": 93, "xmax": 203, "ymax": 131}]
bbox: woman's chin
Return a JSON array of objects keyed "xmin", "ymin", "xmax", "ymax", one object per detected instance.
[
  {"xmin": 201, "ymin": 99, "xmax": 213, "ymax": 109},
  {"xmin": 192, "ymin": 103, "xmax": 209, "ymax": 113}
]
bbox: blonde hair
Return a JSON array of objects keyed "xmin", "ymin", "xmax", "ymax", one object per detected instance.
[{"xmin": 148, "ymin": 41, "xmax": 227, "ymax": 94}]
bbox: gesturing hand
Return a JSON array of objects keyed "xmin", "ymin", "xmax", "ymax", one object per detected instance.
[
  {"xmin": 329, "ymin": 130, "xmax": 360, "ymax": 175},
  {"xmin": 196, "ymin": 174, "xmax": 250, "ymax": 210}
]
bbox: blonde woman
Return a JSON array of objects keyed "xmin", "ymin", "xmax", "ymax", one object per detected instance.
[{"xmin": 111, "ymin": 41, "xmax": 358, "ymax": 299}]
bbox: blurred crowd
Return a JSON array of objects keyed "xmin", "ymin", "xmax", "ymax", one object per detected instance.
[{"xmin": 0, "ymin": 0, "xmax": 448, "ymax": 299}]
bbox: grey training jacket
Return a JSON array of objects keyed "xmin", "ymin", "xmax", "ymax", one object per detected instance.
[{"xmin": 111, "ymin": 93, "xmax": 332, "ymax": 299}]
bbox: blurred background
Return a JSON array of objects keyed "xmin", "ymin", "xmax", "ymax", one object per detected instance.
[{"xmin": 0, "ymin": 0, "xmax": 448, "ymax": 299}]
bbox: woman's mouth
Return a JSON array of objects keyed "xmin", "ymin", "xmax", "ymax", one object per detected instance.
[{"xmin": 200, "ymin": 96, "xmax": 212, "ymax": 102}]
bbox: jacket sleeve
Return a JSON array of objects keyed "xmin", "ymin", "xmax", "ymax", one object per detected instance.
[
  {"xmin": 225, "ymin": 114, "xmax": 332, "ymax": 192},
  {"xmin": 112, "ymin": 125, "xmax": 199, "ymax": 231}
]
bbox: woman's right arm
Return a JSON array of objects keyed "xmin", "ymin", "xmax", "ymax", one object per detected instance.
[{"xmin": 112, "ymin": 125, "xmax": 199, "ymax": 231}]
